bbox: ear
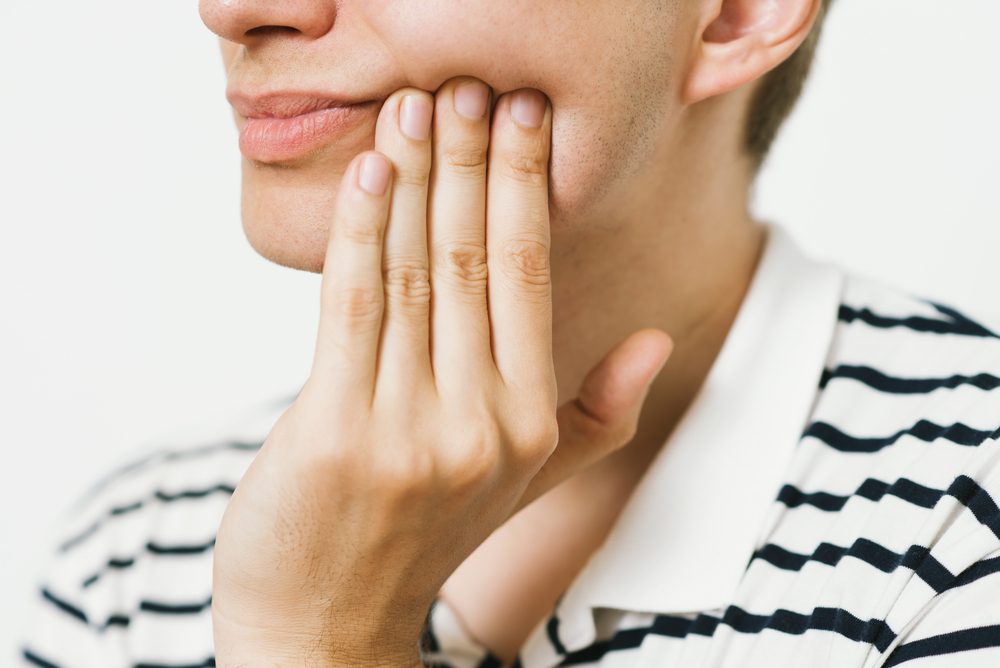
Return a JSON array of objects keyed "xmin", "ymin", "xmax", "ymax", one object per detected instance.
[{"xmin": 682, "ymin": 0, "xmax": 824, "ymax": 105}]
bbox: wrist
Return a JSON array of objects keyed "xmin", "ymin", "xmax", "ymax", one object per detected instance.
[
  {"xmin": 213, "ymin": 607, "xmax": 425, "ymax": 667},
  {"xmin": 214, "ymin": 637, "xmax": 424, "ymax": 668}
]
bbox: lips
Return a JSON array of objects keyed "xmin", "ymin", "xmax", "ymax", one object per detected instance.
[{"xmin": 228, "ymin": 91, "xmax": 381, "ymax": 163}]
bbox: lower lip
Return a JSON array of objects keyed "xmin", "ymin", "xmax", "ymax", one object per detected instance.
[{"xmin": 239, "ymin": 102, "xmax": 378, "ymax": 163}]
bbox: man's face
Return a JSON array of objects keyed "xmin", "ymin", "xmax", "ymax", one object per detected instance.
[{"xmin": 202, "ymin": 1, "xmax": 687, "ymax": 271}]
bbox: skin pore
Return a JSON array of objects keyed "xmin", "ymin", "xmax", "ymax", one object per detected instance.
[{"xmin": 202, "ymin": 0, "xmax": 820, "ymax": 660}]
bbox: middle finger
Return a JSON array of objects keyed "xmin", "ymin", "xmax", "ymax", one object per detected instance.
[{"xmin": 427, "ymin": 76, "xmax": 497, "ymax": 393}]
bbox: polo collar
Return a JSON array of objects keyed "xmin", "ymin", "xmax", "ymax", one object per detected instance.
[{"xmin": 521, "ymin": 221, "xmax": 846, "ymax": 663}]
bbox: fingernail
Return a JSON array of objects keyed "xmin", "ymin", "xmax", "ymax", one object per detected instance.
[
  {"xmin": 510, "ymin": 89, "xmax": 546, "ymax": 129},
  {"xmin": 454, "ymin": 80, "xmax": 489, "ymax": 120},
  {"xmin": 358, "ymin": 153, "xmax": 390, "ymax": 195},
  {"xmin": 400, "ymin": 94, "xmax": 433, "ymax": 141}
]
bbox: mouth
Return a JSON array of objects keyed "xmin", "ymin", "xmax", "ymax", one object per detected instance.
[{"xmin": 227, "ymin": 91, "xmax": 381, "ymax": 163}]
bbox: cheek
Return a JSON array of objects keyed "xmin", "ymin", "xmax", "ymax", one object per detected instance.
[
  {"xmin": 546, "ymin": 87, "xmax": 673, "ymax": 234},
  {"xmin": 548, "ymin": 105, "xmax": 634, "ymax": 229}
]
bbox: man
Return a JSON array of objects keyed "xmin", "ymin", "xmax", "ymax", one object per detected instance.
[{"xmin": 19, "ymin": 0, "xmax": 1000, "ymax": 666}]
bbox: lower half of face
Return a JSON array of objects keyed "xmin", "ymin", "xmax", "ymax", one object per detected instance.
[{"xmin": 213, "ymin": 0, "xmax": 684, "ymax": 272}]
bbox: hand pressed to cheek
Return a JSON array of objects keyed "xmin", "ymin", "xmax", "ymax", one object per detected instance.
[{"xmin": 213, "ymin": 73, "xmax": 672, "ymax": 667}]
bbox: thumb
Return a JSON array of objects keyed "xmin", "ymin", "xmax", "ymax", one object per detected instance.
[{"xmin": 513, "ymin": 328, "xmax": 674, "ymax": 515}]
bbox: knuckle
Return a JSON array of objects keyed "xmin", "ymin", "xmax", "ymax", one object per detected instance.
[
  {"xmin": 374, "ymin": 448, "xmax": 437, "ymax": 498},
  {"xmin": 393, "ymin": 163, "xmax": 430, "ymax": 190},
  {"xmin": 435, "ymin": 241, "xmax": 489, "ymax": 295},
  {"xmin": 500, "ymin": 237, "xmax": 551, "ymax": 289},
  {"xmin": 502, "ymin": 146, "xmax": 548, "ymax": 185},
  {"xmin": 517, "ymin": 414, "xmax": 559, "ymax": 456},
  {"xmin": 332, "ymin": 286, "xmax": 383, "ymax": 322},
  {"xmin": 442, "ymin": 140, "xmax": 488, "ymax": 176},
  {"xmin": 383, "ymin": 259, "xmax": 431, "ymax": 308},
  {"xmin": 441, "ymin": 422, "xmax": 503, "ymax": 491},
  {"xmin": 343, "ymin": 215, "xmax": 384, "ymax": 246}
]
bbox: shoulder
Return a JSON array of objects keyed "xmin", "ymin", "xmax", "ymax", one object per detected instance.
[
  {"xmin": 817, "ymin": 269, "xmax": 1000, "ymax": 468},
  {"xmin": 807, "ymin": 272, "xmax": 1000, "ymax": 663},
  {"xmin": 17, "ymin": 394, "xmax": 293, "ymax": 667},
  {"xmin": 821, "ymin": 270, "xmax": 1000, "ymax": 430},
  {"xmin": 833, "ymin": 271, "xmax": 1000, "ymax": 368},
  {"xmin": 55, "ymin": 392, "xmax": 291, "ymax": 561}
]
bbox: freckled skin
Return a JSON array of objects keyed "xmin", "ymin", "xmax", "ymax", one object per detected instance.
[{"xmin": 216, "ymin": 1, "xmax": 687, "ymax": 272}]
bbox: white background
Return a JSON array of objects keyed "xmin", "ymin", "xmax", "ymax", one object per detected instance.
[{"xmin": 1, "ymin": 0, "xmax": 998, "ymax": 661}]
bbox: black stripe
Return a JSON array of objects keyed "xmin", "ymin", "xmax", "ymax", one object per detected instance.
[
  {"xmin": 139, "ymin": 595, "xmax": 212, "ymax": 615},
  {"xmin": 146, "ymin": 537, "xmax": 217, "ymax": 555},
  {"xmin": 557, "ymin": 613, "xmax": 715, "ymax": 665},
  {"xmin": 686, "ymin": 612, "xmax": 722, "ymax": 637},
  {"xmin": 820, "ymin": 364, "xmax": 1000, "ymax": 394},
  {"xmin": 558, "ymin": 604, "xmax": 897, "ymax": 665},
  {"xmin": 21, "ymin": 648, "xmax": 61, "ymax": 668},
  {"xmin": 777, "ymin": 484, "xmax": 850, "ymax": 511},
  {"xmin": 59, "ymin": 484, "xmax": 236, "ymax": 554},
  {"xmin": 81, "ymin": 538, "xmax": 216, "ymax": 589},
  {"xmin": 839, "ymin": 304, "xmax": 1000, "ymax": 339},
  {"xmin": 778, "ymin": 475, "xmax": 995, "ymax": 540},
  {"xmin": 860, "ymin": 477, "xmax": 944, "ymax": 508},
  {"xmin": 82, "ymin": 556, "xmax": 136, "ymax": 588},
  {"xmin": 73, "ymin": 441, "xmax": 260, "ymax": 509},
  {"xmin": 556, "ymin": 632, "xmax": 639, "ymax": 665},
  {"xmin": 154, "ymin": 485, "xmax": 237, "ymax": 502},
  {"xmin": 803, "ymin": 419, "xmax": 1000, "ymax": 453},
  {"xmin": 778, "ymin": 475, "xmax": 942, "ymax": 511},
  {"xmin": 134, "ymin": 658, "xmax": 216, "ymax": 668},
  {"xmin": 722, "ymin": 605, "xmax": 897, "ymax": 653},
  {"xmin": 58, "ymin": 501, "xmax": 144, "ymax": 554},
  {"xmin": 474, "ymin": 654, "xmax": 503, "ymax": 668},
  {"xmin": 947, "ymin": 475, "xmax": 1000, "ymax": 540},
  {"xmin": 951, "ymin": 555, "xmax": 1000, "ymax": 589},
  {"xmin": 547, "ymin": 612, "xmax": 568, "ymax": 655},
  {"xmin": 927, "ymin": 300, "xmax": 1000, "ymax": 339},
  {"xmin": 105, "ymin": 614, "xmax": 131, "ymax": 629},
  {"xmin": 39, "ymin": 585, "xmax": 210, "ymax": 631},
  {"xmin": 883, "ymin": 624, "xmax": 1000, "ymax": 666},
  {"xmin": 751, "ymin": 539, "xmax": 955, "ymax": 593},
  {"xmin": 41, "ymin": 587, "xmax": 88, "ymax": 624}
]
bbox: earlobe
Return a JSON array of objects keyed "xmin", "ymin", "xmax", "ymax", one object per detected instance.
[{"xmin": 681, "ymin": 0, "xmax": 822, "ymax": 105}]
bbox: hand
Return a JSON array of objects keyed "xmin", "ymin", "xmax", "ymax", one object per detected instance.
[{"xmin": 211, "ymin": 76, "xmax": 673, "ymax": 666}]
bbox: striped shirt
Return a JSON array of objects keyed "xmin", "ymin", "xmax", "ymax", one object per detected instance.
[{"xmin": 17, "ymin": 222, "xmax": 1000, "ymax": 668}]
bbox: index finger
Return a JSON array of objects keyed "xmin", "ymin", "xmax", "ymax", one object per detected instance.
[
  {"xmin": 312, "ymin": 151, "xmax": 393, "ymax": 400},
  {"xmin": 485, "ymin": 89, "xmax": 554, "ymax": 392}
]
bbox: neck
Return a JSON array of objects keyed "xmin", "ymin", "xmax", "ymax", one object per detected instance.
[{"xmin": 548, "ymin": 114, "xmax": 766, "ymax": 464}]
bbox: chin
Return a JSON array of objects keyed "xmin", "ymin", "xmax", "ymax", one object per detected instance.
[{"xmin": 239, "ymin": 155, "xmax": 354, "ymax": 274}]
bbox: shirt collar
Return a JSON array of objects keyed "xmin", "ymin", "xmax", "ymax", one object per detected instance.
[{"xmin": 525, "ymin": 221, "xmax": 846, "ymax": 658}]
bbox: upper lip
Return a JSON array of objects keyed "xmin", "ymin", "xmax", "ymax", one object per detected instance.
[{"xmin": 226, "ymin": 90, "xmax": 376, "ymax": 119}]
